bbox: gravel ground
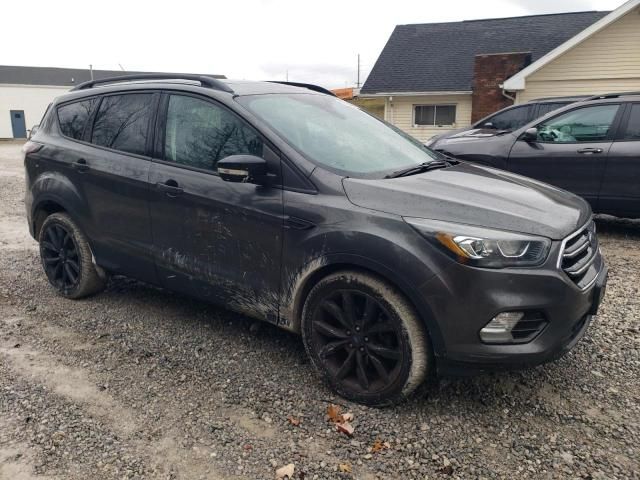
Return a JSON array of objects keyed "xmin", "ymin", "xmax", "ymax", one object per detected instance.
[{"xmin": 0, "ymin": 141, "xmax": 638, "ymax": 479}]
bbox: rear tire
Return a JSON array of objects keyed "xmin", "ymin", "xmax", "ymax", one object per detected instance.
[
  {"xmin": 302, "ymin": 270, "xmax": 430, "ymax": 406},
  {"xmin": 39, "ymin": 213, "xmax": 106, "ymax": 299}
]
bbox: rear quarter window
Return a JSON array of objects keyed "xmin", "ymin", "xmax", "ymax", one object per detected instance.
[{"xmin": 57, "ymin": 98, "xmax": 99, "ymax": 140}]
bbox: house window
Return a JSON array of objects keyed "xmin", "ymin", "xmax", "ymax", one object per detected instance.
[{"xmin": 414, "ymin": 105, "xmax": 456, "ymax": 126}]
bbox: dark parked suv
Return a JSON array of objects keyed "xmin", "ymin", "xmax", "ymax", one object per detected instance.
[
  {"xmin": 431, "ymin": 92, "xmax": 640, "ymax": 218},
  {"xmin": 425, "ymin": 95, "xmax": 589, "ymax": 147},
  {"xmin": 24, "ymin": 74, "xmax": 607, "ymax": 405}
]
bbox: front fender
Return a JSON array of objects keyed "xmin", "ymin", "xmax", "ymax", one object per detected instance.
[{"xmin": 280, "ymin": 231, "xmax": 446, "ymax": 356}]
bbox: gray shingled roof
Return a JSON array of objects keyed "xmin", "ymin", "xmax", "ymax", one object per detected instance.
[
  {"xmin": 0, "ymin": 65, "xmax": 225, "ymax": 87},
  {"xmin": 361, "ymin": 11, "xmax": 608, "ymax": 94}
]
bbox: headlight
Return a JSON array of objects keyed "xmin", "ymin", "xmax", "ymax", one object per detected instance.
[{"xmin": 404, "ymin": 218, "xmax": 551, "ymax": 268}]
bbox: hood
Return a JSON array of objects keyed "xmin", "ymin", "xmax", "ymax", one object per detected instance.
[
  {"xmin": 343, "ymin": 162, "xmax": 591, "ymax": 240},
  {"xmin": 435, "ymin": 128, "xmax": 514, "ymax": 146}
]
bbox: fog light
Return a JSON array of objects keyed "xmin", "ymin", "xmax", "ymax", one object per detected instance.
[{"xmin": 480, "ymin": 312, "xmax": 524, "ymax": 344}]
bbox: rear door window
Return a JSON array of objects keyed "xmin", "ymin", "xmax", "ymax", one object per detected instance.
[
  {"xmin": 57, "ymin": 98, "xmax": 99, "ymax": 140},
  {"xmin": 623, "ymin": 104, "xmax": 640, "ymax": 140},
  {"xmin": 91, "ymin": 93, "xmax": 153, "ymax": 155}
]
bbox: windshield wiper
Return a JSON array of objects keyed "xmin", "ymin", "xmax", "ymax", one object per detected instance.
[{"xmin": 385, "ymin": 160, "xmax": 450, "ymax": 179}]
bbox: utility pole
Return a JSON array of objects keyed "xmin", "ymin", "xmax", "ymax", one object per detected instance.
[
  {"xmin": 356, "ymin": 54, "xmax": 361, "ymax": 88},
  {"xmin": 286, "ymin": 70, "xmax": 289, "ymax": 81},
  {"xmin": 89, "ymin": 64, "xmax": 94, "ymax": 80}
]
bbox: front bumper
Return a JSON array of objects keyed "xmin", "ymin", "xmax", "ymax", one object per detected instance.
[{"xmin": 421, "ymin": 242, "xmax": 607, "ymax": 376}]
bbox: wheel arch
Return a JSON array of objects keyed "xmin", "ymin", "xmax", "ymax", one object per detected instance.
[
  {"xmin": 30, "ymin": 172, "xmax": 88, "ymax": 240},
  {"xmin": 283, "ymin": 253, "xmax": 445, "ymax": 356},
  {"xmin": 32, "ymin": 198, "xmax": 68, "ymax": 239}
]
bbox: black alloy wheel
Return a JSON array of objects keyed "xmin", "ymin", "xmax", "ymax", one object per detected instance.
[
  {"xmin": 38, "ymin": 212, "xmax": 106, "ymax": 299},
  {"xmin": 41, "ymin": 223, "xmax": 81, "ymax": 292},
  {"xmin": 303, "ymin": 271, "xmax": 430, "ymax": 406},
  {"xmin": 311, "ymin": 290, "xmax": 402, "ymax": 394}
]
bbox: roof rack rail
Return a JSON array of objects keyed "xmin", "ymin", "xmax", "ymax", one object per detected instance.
[
  {"xmin": 584, "ymin": 91, "xmax": 640, "ymax": 101},
  {"xmin": 529, "ymin": 94, "xmax": 591, "ymax": 102},
  {"xmin": 70, "ymin": 73, "xmax": 234, "ymax": 93},
  {"xmin": 267, "ymin": 81, "xmax": 336, "ymax": 96}
]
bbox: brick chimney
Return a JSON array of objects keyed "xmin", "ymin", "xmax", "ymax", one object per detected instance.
[{"xmin": 472, "ymin": 52, "xmax": 532, "ymax": 123}]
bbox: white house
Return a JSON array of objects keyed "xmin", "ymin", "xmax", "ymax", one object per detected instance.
[
  {"xmin": 0, "ymin": 66, "xmax": 225, "ymax": 139},
  {"xmin": 360, "ymin": 0, "xmax": 640, "ymax": 142}
]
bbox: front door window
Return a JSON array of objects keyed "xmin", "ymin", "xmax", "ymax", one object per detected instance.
[
  {"xmin": 164, "ymin": 95, "xmax": 263, "ymax": 170},
  {"xmin": 537, "ymin": 105, "xmax": 619, "ymax": 143}
]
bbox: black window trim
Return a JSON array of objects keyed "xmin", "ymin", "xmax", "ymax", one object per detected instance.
[
  {"xmin": 526, "ymin": 102, "xmax": 625, "ymax": 145},
  {"xmin": 413, "ymin": 104, "xmax": 457, "ymax": 127},
  {"xmin": 613, "ymin": 102, "xmax": 640, "ymax": 143}
]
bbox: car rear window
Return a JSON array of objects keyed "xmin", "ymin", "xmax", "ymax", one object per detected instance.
[
  {"xmin": 91, "ymin": 93, "xmax": 153, "ymax": 155},
  {"xmin": 57, "ymin": 98, "xmax": 99, "ymax": 140}
]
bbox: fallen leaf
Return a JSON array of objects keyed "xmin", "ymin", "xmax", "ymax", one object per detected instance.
[
  {"xmin": 287, "ymin": 415, "xmax": 301, "ymax": 427},
  {"xmin": 336, "ymin": 421, "xmax": 354, "ymax": 436},
  {"xmin": 326, "ymin": 404, "xmax": 342, "ymax": 423},
  {"xmin": 326, "ymin": 404, "xmax": 355, "ymax": 436},
  {"xmin": 275, "ymin": 463, "xmax": 295, "ymax": 480},
  {"xmin": 338, "ymin": 463, "xmax": 352, "ymax": 473},
  {"xmin": 370, "ymin": 439, "xmax": 390, "ymax": 453}
]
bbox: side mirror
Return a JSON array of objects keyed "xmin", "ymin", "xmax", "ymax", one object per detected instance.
[
  {"xmin": 482, "ymin": 122, "xmax": 495, "ymax": 129},
  {"xmin": 521, "ymin": 127, "xmax": 538, "ymax": 142},
  {"xmin": 28, "ymin": 125, "xmax": 39, "ymax": 140},
  {"xmin": 217, "ymin": 155, "xmax": 267, "ymax": 184}
]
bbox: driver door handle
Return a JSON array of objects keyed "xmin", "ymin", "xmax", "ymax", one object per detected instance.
[
  {"xmin": 577, "ymin": 148, "xmax": 603, "ymax": 154},
  {"xmin": 156, "ymin": 180, "xmax": 184, "ymax": 197}
]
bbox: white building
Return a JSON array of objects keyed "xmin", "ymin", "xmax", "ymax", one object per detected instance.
[{"xmin": 0, "ymin": 65, "xmax": 225, "ymax": 139}]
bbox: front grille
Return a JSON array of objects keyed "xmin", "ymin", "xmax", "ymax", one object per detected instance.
[{"xmin": 560, "ymin": 221, "xmax": 599, "ymax": 289}]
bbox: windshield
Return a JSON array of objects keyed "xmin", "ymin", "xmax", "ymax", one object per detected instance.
[{"xmin": 236, "ymin": 93, "xmax": 440, "ymax": 177}]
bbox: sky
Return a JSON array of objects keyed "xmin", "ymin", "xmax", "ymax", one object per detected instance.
[{"xmin": 1, "ymin": 0, "xmax": 625, "ymax": 89}]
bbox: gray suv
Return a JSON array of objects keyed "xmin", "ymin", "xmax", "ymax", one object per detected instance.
[
  {"xmin": 24, "ymin": 74, "xmax": 607, "ymax": 405},
  {"xmin": 426, "ymin": 95, "xmax": 589, "ymax": 147},
  {"xmin": 431, "ymin": 92, "xmax": 640, "ymax": 219}
]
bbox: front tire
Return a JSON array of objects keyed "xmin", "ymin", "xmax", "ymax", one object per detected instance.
[
  {"xmin": 39, "ymin": 213, "xmax": 106, "ymax": 299},
  {"xmin": 302, "ymin": 270, "xmax": 430, "ymax": 406}
]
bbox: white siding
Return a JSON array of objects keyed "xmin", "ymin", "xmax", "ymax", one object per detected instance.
[
  {"xmin": 384, "ymin": 94, "xmax": 473, "ymax": 142},
  {"xmin": 517, "ymin": 8, "xmax": 640, "ymax": 103},
  {"xmin": 0, "ymin": 84, "xmax": 69, "ymax": 138}
]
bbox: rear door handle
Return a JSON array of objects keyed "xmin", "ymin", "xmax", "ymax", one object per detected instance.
[
  {"xmin": 577, "ymin": 148, "xmax": 604, "ymax": 154},
  {"xmin": 71, "ymin": 158, "xmax": 90, "ymax": 172},
  {"xmin": 156, "ymin": 180, "xmax": 184, "ymax": 197}
]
